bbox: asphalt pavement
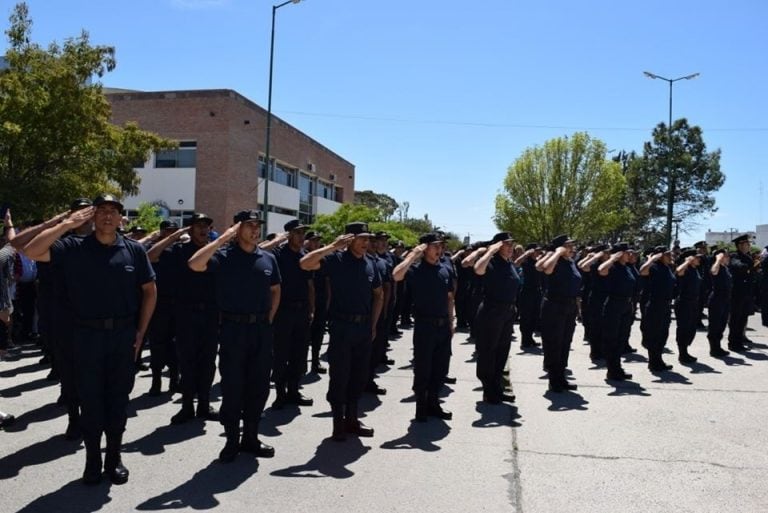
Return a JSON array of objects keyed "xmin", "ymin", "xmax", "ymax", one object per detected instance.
[{"xmin": 1, "ymin": 313, "xmax": 767, "ymax": 513}]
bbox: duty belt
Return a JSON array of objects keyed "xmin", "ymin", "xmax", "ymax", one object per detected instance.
[
  {"xmin": 76, "ymin": 316, "xmax": 134, "ymax": 331},
  {"xmin": 332, "ymin": 313, "xmax": 370, "ymax": 324},
  {"xmin": 220, "ymin": 312, "xmax": 269, "ymax": 324}
]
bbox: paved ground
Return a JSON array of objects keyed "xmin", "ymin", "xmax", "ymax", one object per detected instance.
[{"xmin": 1, "ymin": 314, "xmax": 767, "ymax": 513}]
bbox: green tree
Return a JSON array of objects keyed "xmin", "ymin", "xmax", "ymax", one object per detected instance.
[
  {"xmin": 638, "ymin": 119, "xmax": 724, "ymax": 245},
  {"xmin": 129, "ymin": 202, "xmax": 163, "ymax": 232},
  {"xmin": 311, "ymin": 203, "xmax": 383, "ymax": 241},
  {"xmin": 494, "ymin": 132, "xmax": 629, "ymax": 244},
  {"xmin": 354, "ymin": 190, "xmax": 398, "ymax": 220},
  {"xmin": 0, "ymin": 3, "xmax": 172, "ymax": 221}
]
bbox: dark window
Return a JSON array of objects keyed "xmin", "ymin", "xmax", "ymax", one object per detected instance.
[{"xmin": 155, "ymin": 141, "xmax": 197, "ymax": 168}]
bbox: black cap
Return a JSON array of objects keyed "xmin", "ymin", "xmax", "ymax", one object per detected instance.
[
  {"xmin": 159, "ymin": 220, "xmax": 179, "ymax": 230},
  {"xmin": 551, "ymin": 234, "xmax": 574, "ymax": 248},
  {"xmin": 233, "ymin": 209, "xmax": 262, "ymax": 224},
  {"xmin": 592, "ymin": 244, "xmax": 609, "ymax": 253},
  {"xmin": 693, "ymin": 240, "xmax": 707, "ymax": 249},
  {"xmin": 129, "ymin": 225, "xmax": 146, "ymax": 234},
  {"xmin": 187, "ymin": 212, "xmax": 213, "ymax": 226},
  {"xmin": 491, "ymin": 232, "xmax": 514, "ymax": 244},
  {"xmin": 525, "ymin": 242, "xmax": 540, "ymax": 251},
  {"xmin": 344, "ymin": 222, "xmax": 371, "ymax": 236},
  {"xmin": 304, "ymin": 230, "xmax": 321, "ymax": 240},
  {"xmin": 732, "ymin": 234, "xmax": 750, "ymax": 244},
  {"xmin": 70, "ymin": 198, "xmax": 92, "ymax": 211},
  {"xmin": 680, "ymin": 248, "xmax": 698, "ymax": 259},
  {"xmin": 652, "ymin": 246, "xmax": 670, "ymax": 255},
  {"xmin": 713, "ymin": 247, "xmax": 728, "ymax": 256},
  {"xmin": 374, "ymin": 231, "xmax": 390, "ymax": 240},
  {"xmin": 284, "ymin": 219, "xmax": 309, "ymax": 232},
  {"xmin": 93, "ymin": 194, "xmax": 124, "ymax": 213},
  {"xmin": 610, "ymin": 242, "xmax": 629, "ymax": 254},
  {"xmin": 419, "ymin": 232, "xmax": 443, "ymax": 245}
]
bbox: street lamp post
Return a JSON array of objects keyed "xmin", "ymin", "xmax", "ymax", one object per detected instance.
[
  {"xmin": 262, "ymin": 0, "xmax": 302, "ymax": 232},
  {"xmin": 643, "ymin": 71, "xmax": 700, "ymax": 246}
]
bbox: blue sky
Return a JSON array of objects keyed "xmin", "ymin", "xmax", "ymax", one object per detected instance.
[{"xmin": 7, "ymin": 0, "xmax": 768, "ymax": 244}]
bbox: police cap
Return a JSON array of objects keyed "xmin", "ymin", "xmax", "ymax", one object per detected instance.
[
  {"xmin": 344, "ymin": 222, "xmax": 371, "ymax": 236},
  {"xmin": 732, "ymin": 234, "xmax": 750, "ymax": 244},
  {"xmin": 551, "ymin": 234, "xmax": 575, "ymax": 248},
  {"xmin": 93, "ymin": 194, "xmax": 124, "ymax": 213},
  {"xmin": 419, "ymin": 232, "xmax": 443, "ymax": 245},
  {"xmin": 70, "ymin": 198, "xmax": 92, "ymax": 211},
  {"xmin": 491, "ymin": 232, "xmax": 514, "ymax": 244},
  {"xmin": 159, "ymin": 220, "xmax": 179, "ymax": 230},
  {"xmin": 233, "ymin": 209, "xmax": 262, "ymax": 224},
  {"xmin": 284, "ymin": 219, "xmax": 309, "ymax": 232},
  {"xmin": 187, "ymin": 212, "xmax": 213, "ymax": 226}
]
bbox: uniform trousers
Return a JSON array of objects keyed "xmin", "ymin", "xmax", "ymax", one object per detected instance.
[
  {"xmin": 310, "ymin": 302, "xmax": 327, "ymax": 362},
  {"xmin": 586, "ymin": 291, "xmax": 607, "ymax": 357},
  {"xmin": 148, "ymin": 297, "xmax": 178, "ymax": 376},
  {"xmin": 518, "ymin": 288, "xmax": 542, "ymax": 344},
  {"xmin": 602, "ymin": 296, "xmax": 633, "ymax": 372},
  {"xmin": 475, "ymin": 302, "xmax": 515, "ymax": 398},
  {"xmin": 174, "ymin": 305, "xmax": 218, "ymax": 402},
  {"xmin": 272, "ymin": 303, "xmax": 311, "ymax": 392},
  {"xmin": 326, "ymin": 319, "xmax": 372, "ymax": 406},
  {"xmin": 675, "ymin": 297, "xmax": 698, "ymax": 348},
  {"xmin": 641, "ymin": 299, "xmax": 672, "ymax": 358},
  {"xmin": 540, "ymin": 297, "xmax": 577, "ymax": 386},
  {"xmin": 707, "ymin": 295, "xmax": 730, "ymax": 346},
  {"xmin": 728, "ymin": 292, "xmax": 752, "ymax": 345},
  {"xmin": 412, "ymin": 319, "xmax": 451, "ymax": 395}
]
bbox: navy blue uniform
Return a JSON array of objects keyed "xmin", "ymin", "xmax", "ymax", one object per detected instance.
[
  {"xmin": 602, "ymin": 263, "xmax": 636, "ymax": 373},
  {"xmin": 310, "ymin": 265, "xmax": 329, "ymax": 366},
  {"xmin": 675, "ymin": 265, "xmax": 702, "ymax": 352},
  {"xmin": 208, "ymin": 244, "xmax": 281, "ymax": 435},
  {"xmin": 407, "ymin": 260, "xmax": 455, "ymax": 397},
  {"xmin": 475, "ymin": 255, "xmax": 521, "ymax": 401},
  {"xmin": 518, "ymin": 258, "xmax": 543, "ymax": 347},
  {"xmin": 147, "ymin": 240, "xmax": 179, "ymax": 393},
  {"xmin": 707, "ymin": 265, "xmax": 732, "ymax": 349},
  {"xmin": 369, "ymin": 252, "xmax": 393, "ymax": 376},
  {"xmin": 322, "ymin": 250, "xmax": 382, "ymax": 406},
  {"xmin": 586, "ymin": 261, "xmax": 609, "ymax": 359},
  {"xmin": 728, "ymin": 251, "xmax": 755, "ymax": 348},
  {"xmin": 271, "ymin": 243, "xmax": 313, "ymax": 399},
  {"xmin": 50, "ymin": 234, "xmax": 155, "ymax": 442},
  {"xmin": 540, "ymin": 257, "xmax": 582, "ymax": 387},
  {"xmin": 641, "ymin": 262, "xmax": 675, "ymax": 361}
]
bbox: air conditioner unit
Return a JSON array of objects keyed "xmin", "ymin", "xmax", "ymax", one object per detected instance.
[
  {"xmin": 308, "ymin": 162, "xmax": 316, "ymax": 172},
  {"xmin": 329, "ymin": 173, "xmax": 337, "ymax": 182}
]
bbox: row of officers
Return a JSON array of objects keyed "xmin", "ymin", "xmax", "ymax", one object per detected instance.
[{"xmin": 14, "ymin": 195, "xmax": 768, "ymax": 486}]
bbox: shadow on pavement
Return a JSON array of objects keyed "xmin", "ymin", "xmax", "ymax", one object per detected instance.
[
  {"xmin": 516, "ymin": 346, "xmax": 543, "ymax": 356},
  {"xmin": 623, "ymin": 353, "xmax": 648, "ymax": 363},
  {"xmin": 0, "ymin": 361, "xmax": 45, "ymax": 378},
  {"xmin": 650, "ymin": 370, "xmax": 692, "ymax": 385},
  {"xmin": 261, "ymin": 406, "xmax": 301, "ymax": 437},
  {"xmin": 680, "ymin": 360, "xmax": 721, "ymax": 374},
  {"xmin": 472, "ymin": 401, "xmax": 521, "ymax": 428},
  {"xmin": 16, "ymin": 477, "xmax": 112, "ymax": 513},
  {"xmin": 270, "ymin": 437, "xmax": 371, "ymax": 479},
  {"xmin": 606, "ymin": 380, "xmax": 651, "ymax": 397},
  {"xmin": 0, "ymin": 377, "xmax": 56, "ymax": 398},
  {"xmin": 123, "ymin": 422, "xmax": 207, "ymax": 456},
  {"xmin": 137, "ymin": 459, "xmax": 259, "ymax": 510},
  {"xmin": 741, "ymin": 350, "xmax": 768, "ymax": 361},
  {"xmin": 720, "ymin": 354, "xmax": 751, "ymax": 366},
  {"xmin": 543, "ymin": 390, "xmax": 589, "ymax": 411},
  {"xmin": 127, "ymin": 393, "xmax": 173, "ymax": 417},
  {"xmin": 380, "ymin": 419, "xmax": 450, "ymax": 451},
  {"xmin": 0, "ymin": 433, "xmax": 81, "ymax": 479},
  {"xmin": 3, "ymin": 401, "xmax": 64, "ymax": 433}
]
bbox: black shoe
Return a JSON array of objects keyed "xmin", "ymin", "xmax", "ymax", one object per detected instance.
[
  {"xmin": 427, "ymin": 403, "xmax": 452, "ymax": 420},
  {"xmin": 105, "ymin": 461, "xmax": 129, "ymax": 485},
  {"xmin": 679, "ymin": 353, "xmax": 697, "ymax": 364},
  {"xmin": 82, "ymin": 466, "xmax": 102, "ymax": 485},
  {"xmin": 219, "ymin": 440, "xmax": 239, "ymax": 463},
  {"xmin": 521, "ymin": 339, "xmax": 540, "ymax": 348},
  {"xmin": 648, "ymin": 359, "xmax": 673, "ymax": 372},
  {"xmin": 0, "ymin": 411, "xmax": 17, "ymax": 429},
  {"xmin": 728, "ymin": 343, "xmax": 747, "ymax": 353},
  {"xmin": 482, "ymin": 393, "xmax": 502, "ymax": 405},
  {"xmin": 332, "ymin": 408, "xmax": 347, "ymax": 441},
  {"xmin": 196, "ymin": 405, "xmax": 220, "ymax": 421},
  {"xmin": 562, "ymin": 382, "xmax": 578, "ymax": 391},
  {"xmin": 171, "ymin": 405, "xmax": 195, "ymax": 425},
  {"xmin": 365, "ymin": 381, "xmax": 387, "ymax": 395},
  {"xmin": 286, "ymin": 392, "xmax": 314, "ymax": 407},
  {"xmin": 548, "ymin": 382, "xmax": 566, "ymax": 393},
  {"xmin": 148, "ymin": 376, "xmax": 162, "ymax": 396},
  {"xmin": 168, "ymin": 377, "xmax": 180, "ymax": 395},
  {"xmin": 345, "ymin": 418, "xmax": 374, "ymax": 437},
  {"xmin": 381, "ymin": 357, "xmax": 395, "ymax": 365},
  {"xmin": 271, "ymin": 391, "xmax": 288, "ymax": 410},
  {"xmin": 443, "ymin": 376, "xmax": 457, "ymax": 385},
  {"xmin": 710, "ymin": 347, "xmax": 730, "ymax": 358},
  {"xmin": 500, "ymin": 393, "xmax": 516, "ymax": 403},
  {"xmin": 311, "ymin": 361, "xmax": 327, "ymax": 374},
  {"xmin": 622, "ymin": 345, "xmax": 638, "ymax": 354},
  {"xmin": 64, "ymin": 418, "xmax": 81, "ymax": 440},
  {"xmin": 104, "ymin": 434, "xmax": 129, "ymax": 485},
  {"xmin": 240, "ymin": 437, "xmax": 275, "ymax": 458},
  {"xmin": 606, "ymin": 370, "xmax": 632, "ymax": 381}
]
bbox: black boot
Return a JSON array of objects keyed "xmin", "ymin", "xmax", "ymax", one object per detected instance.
[
  {"xmin": 678, "ymin": 344, "xmax": 697, "ymax": 363},
  {"xmin": 196, "ymin": 398, "xmax": 219, "ymax": 421},
  {"xmin": 311, "ymin": 358, "xmax": 327, "ymax": 374},
  {"xmin": 104, "ymin": 433, "xmax": 129, "ymax": 485},
  {"xmin": 345, "ymin": 401, "xmax": 374, "ymax": 437},
  {"xmin": 219, "ymin": 423, "xmax": 240, "ymax": 463},
  {"xmin": 148, "ymin": 372, "xmax": 162, "ymax": 396},
  {"xmin": 171, "ymin": 396, "xmax": 195, "ymax": 425},
  {"xmin": 331, "ymin": 404, "xmax": 346, "ymax": 441},
  {"xmin": 415, "ymin": 392, "xmax": 428, "ymax": 422},
  {"xmin": 709, "ymin": 339, "xmax": 730, "ymax": 358},
  {"xmin": 271, "ymin": 385, "xmax": 288, "ymax": 410},
  {"xmin": 168, "ymin": 371, "xmax": 180, "ymax": 394},
  {"xmin": 64, "ymin": 405, "xmax": 82, "ymax": 440},
  {"xmin": 426, "ymin": 392, "xmax": 452, "ymax": 420},
  {"xmin": 82, "ymin": 436, "xmax": 102, "ymax": 485},
  {"xmin": 239, "ymin": 420, "xmax": 274, "ymax": 458}
]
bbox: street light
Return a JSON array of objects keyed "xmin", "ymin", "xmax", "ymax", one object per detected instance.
[
  {"xmin": 262, "ymin": 0, "xmax": 303, "ymax": 232},
  {"xmin": 643, "ymin": 71, "xmax": 700, "ymax": 246}
]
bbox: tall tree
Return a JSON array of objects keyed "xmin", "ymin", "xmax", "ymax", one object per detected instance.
[
  {"xmin": 640, "ymin": 118, "xmax": 724, "ymax": 245},
  {"xmin": 353, "ymin": 190, "xmax": 398, "ymax": 220},
  {"xmin": 494, "ymin": 132, "xmax": 629, "ymax": 244},
  {"xmin": 0, "ymin": 3, "xmax": 171, "ymax": 221}
]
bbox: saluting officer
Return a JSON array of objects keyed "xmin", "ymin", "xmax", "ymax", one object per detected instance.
[
  {"xmin": 367, "ymin": 231, "xmax": 394, "ymax": 395},
  {"xmin": 639, "ymin": 247, "xmax": 676, "ymax": 372},
  {"xmin": 148, "ymin": 213, "xmax": 220, "ymax": 424},
  {"xmin": 694, "ymin": 241, "xmax": 712, "ymax": 329},
  {"xmin": 515, "ymin": 243, "xmax": 543, "ymax": 349},
  {"xmin": 393, "ymin": 232, "xmax": 454, "ymax": 421},
  {"xmin": 674, "ymin": 248, "xmax": 703, "ymax": 363},
  {"xmin": 707, "ymin": 248, "xmax": 731, "ymax": 357},
  {"xmin": 579, "ymin": 245, "xmax": 610, "ymax": 361},
  {"xmin": 727, "ymin": 234, "xmax": 755, "ymax": 352},
  {"xmin": 473, "ymin": 232, "xmax": 520, "ymax": 404},
  {"xmin": 300, "ymin": 222, "xmax": 384, "ymax": 441},
  {"xmin": 537, "ymin": 235, "xmax": 582, "ymax": 392},
  {"xmin": 305, "ymin": 231, "xmax": 328, "ymax": 374},
  {"xmin": 188, "ymin": 210, "xmax": 281, "ymax": 463},
  {"xmin": 597, "ymin": 243, "xmax": 635, "ymax": 381},
  {"xmin": 24, "ymin": 195, "xmax": 157, "ymax": 485}
]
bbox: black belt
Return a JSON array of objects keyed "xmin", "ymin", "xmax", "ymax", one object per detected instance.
[
  {"xmin": 76, "ymin": 316, "xmax": 134, "ymax": 331},
  {"xmin": 415, "ymin": 316, "xmax": 451, "ymax": 327},
  {"xmin": 332, "ymin": 313, "xmax": 370, "ymax": 324},
  {"xmin": 221, "ymin": 312, "xmax": 269, "ymax": 324}
]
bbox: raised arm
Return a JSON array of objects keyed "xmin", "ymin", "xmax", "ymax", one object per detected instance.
[
  {"xmin": 300, "ymin": 234, "xmax": 353, "ymax": 271},
  {"xmin": 188, "ymin": 223, "xmax": 239, "ymax": 272},
  {"xmin": 392, "ymin": 244, "xmax": 425, "ymax": 282},
  {"xmin": 537, "ymin": 246, "xmax": 568, "ymax": 275},
  {"xmin": 147, "ymin": 227, "xmax": 189, "ymax": 263},
  {"xmin": 23, "ymin": 207, "xmax": 95, "ymax": 262},
  {"xmin": 474, "ymin": 241, "xmax": 503, "ymax": 276},
  {"xmin": 639, "ymin": 253, "xmax": 662, "ymax": 276}
]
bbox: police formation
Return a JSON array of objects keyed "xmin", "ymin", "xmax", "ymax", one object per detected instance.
[{"xmin": 5, "ymin": 195, "xmax": 767, "ymax": 487}]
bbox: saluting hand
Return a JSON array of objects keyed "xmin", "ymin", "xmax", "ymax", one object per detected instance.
[
  {"xmin": 63, "ymin": 206, "xmax": 95, "ymax": 228},
  {"xmin": 410, "ymin": 243, "xmax": 427, "ymax": 258},
  {"xmin": 220, "ymin": 222, "xmax": 241, "ymax": 243},
  {"xmin": 489, "ymin": 241, "xmax": 505, "ymax": 254},
  {"xmin": 330, "ymin": 234, "xmax": 354, "ymax": 250}
]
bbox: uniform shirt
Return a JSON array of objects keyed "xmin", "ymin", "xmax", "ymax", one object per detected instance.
[
  {"xmin": 50, "ymin": 233, "xmax": 155, "ymax": 320},
  {"xmin": 482, "ymin": 254, "xmax": 521, "ymax": 304},
  {"xmin": 406, "ymin": 260, "xmax": 456, "ymax": 318},
  {"xmin": 545, "ymin": 257, "xmax": 582, "ymax": 298},
  {"xmin": 521, "ymin": 258, "xmax": 543, "ymax": 293},
  {"xmin": 163, "ymin": 241, "xmax": 216, "ymax": 306},
  {"xmin": 677, "ymin": 266, "xmax": 702, "ymax": 301},
  {"xmin": 273, "ymin": 243, "xmax": 312, "ymax": 303},
  {"xmin": 647, "ymin": 262, "xmax": 676, "ymax": 301},
  {"xmin": 590, "ymin": 261, "xmax": 610, "ymax": 297},
  {"xmin": 607, "ymin": 263, "xmax": 636, "ymax": 298},
  {"xmin": 728, "ymin": 251, "xmax": 754, "ymax": 295},
  {"xmin": 710, "ymin": 265, "xmax": 732, "ymax": 301},
  {"xmin": 322, "ymin": 250, "xmax": 382, "ymax": 316},
  {"xmin": 208, "ymin": 243, "xmax": 281, "ymax": 314},
  {"xmin": 150, "ymin": 242, "xmax": 177, "ymax": 299}
]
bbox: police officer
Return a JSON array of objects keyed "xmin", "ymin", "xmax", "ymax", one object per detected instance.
[
  {"xmin": 392, "ymin": 232, "xmax": 454, "ymax": 421},
  {"xmin": 300, "ymin": 222, "xmax": 384, "ymax": 441},
  {"xmin": 536, "ymin": 235, "xmax": 582, "ymax": 392},
  {"xmin": 473, "ymin": 232, "xmax": 520, "ymax": 404},
  {"xmin": 707, "ymin": 248, "xmax": 731, "ymax": 357},
  {"xmin": 188, "ymin": 210, "xmax": 281, "ymax": 463},
  {"xmin": 24, "ymin": 195, "xmax": 157, "ymax": 485},
  {"xmin": 639, "ymin": 247, "xmax": 676, "ymax": 372},
  {"xmin": 305, "ymin": 231, "xmax": 328, "ymax": 374},
  {"xmin": 579, "ymin": 245, "xmax": 610, "ymax": 361},
  {"xmin": 148, "ymin": 213, "xmax": 220, "ymax": 424},
  {"xmin": 727, "ymin": 234, "xmax": 755, "ymax": 352},
  {"xmin": 366, "ymin": 231, "xmax": 393, "ymax": 395},
  {"xmin": 597, "ymin": 243, "xmax": 635, "ymax": 381},
  {"xmin": 267, "ymin": 219, "xmax": 315, "ymax": 409},
  {"xmin": 694, "ymin": 241, "xmax": 712, "ymax": 329},
  {"xmin": 515, "ymin": 243, "xmax": 543, "ymax": 349},
  {"xmin": 674, "ymin": 248, "xmax": 703, "ymax": 363}
]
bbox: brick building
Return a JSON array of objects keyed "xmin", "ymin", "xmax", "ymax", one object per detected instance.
[{"xmin": 107, "ymin": 89, "xmax": 353, "ymax": 234}]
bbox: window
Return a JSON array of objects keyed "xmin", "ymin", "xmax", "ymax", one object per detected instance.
[
  {"xmin": 155, "ymin": 141, "xmax": 197, "ymax": 168},
  {"xmin": 317, "ymin": 180, "xmax": 336, "ymax": 201},
  {"xmin": 298, "ymin": 173, "xmax": 314, "ymax": 223},
  {"xmin": 258, "ymin": 156, "xmax": 297, "ymax": 188}
]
